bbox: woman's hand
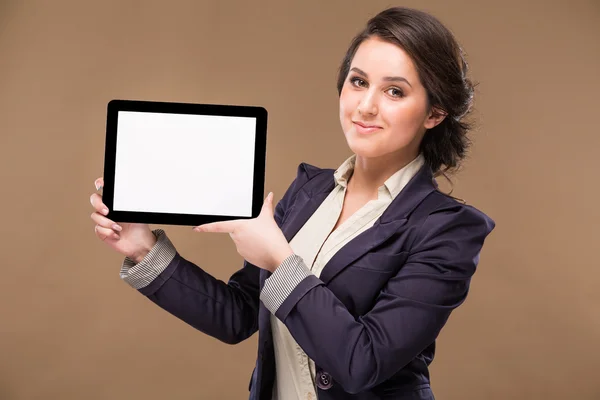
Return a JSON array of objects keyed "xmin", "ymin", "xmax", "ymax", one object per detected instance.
[
  {"xmin": 193, "ymin": 192, "xmax": 293, "ymax": 272},
  {"xmin": 90, "ymin": 177, "xmax": 157, "ymax": 263}
]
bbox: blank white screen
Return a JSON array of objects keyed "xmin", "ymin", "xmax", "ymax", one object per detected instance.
[{"xmin": 113, "ymin": 111, "xmax": 256, "ymax": 217}]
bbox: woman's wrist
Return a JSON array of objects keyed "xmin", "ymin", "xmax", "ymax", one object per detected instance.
[
  {"xmin": 270, "ymin": 246, "xmax": 295, "ymax": 272},
  {"xmin": 130, "ymin": 232, "xmax": 158, "ymax": 264}
]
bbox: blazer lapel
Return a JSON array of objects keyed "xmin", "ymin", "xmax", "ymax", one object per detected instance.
[{"xmin": 278, "ymin": 164, "xmax": 438, "ymax": 285}]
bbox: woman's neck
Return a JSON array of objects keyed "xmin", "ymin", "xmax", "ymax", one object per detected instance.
[{"xmin": 347, "ymin": 150, "xmax": 419, "ymax": 198}]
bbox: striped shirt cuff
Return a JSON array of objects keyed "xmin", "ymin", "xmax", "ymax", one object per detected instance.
[
  {"xmin": 259, "ymin": 254, "xmax": 312, "ymax": 314},
  {"xmin": 120, "ymin": 229, "xmax": 177, "ymax": 290}
]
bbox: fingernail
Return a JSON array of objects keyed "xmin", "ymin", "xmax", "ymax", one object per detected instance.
[
  {"xmin": 112, "ymin": 224, "xmax": 122, "ymax": 232},
  {"xmin": 103, "ymin": 208, "xmax": 109, "ymax": 215}
]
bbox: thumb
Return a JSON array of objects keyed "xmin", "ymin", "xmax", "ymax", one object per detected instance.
[{"xmin": 261, "ymin": 192, "xmax": 274, "ymax": 215}]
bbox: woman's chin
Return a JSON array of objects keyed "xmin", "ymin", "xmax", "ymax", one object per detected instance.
[
  {"xmin": 346, "ymin": 142, "xmax": 384, "ymax": 159},
  {"xmin": 346, "ymin": 140, "xmax": 416, "ymax": 161}
]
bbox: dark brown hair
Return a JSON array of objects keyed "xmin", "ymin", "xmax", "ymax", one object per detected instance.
[{"xmin": 337, "ymin": 7, "xmax": 476, "ymax": 179}]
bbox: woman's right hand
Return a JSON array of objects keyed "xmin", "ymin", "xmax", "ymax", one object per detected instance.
[{"xmin": 90, "ymin": 177, "xmax": 157, "ymax": 263}]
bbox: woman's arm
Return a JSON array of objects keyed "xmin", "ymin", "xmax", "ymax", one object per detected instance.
[{"xmin": 136, "ymin": 248, "xmax": 262, "ymax": 345}]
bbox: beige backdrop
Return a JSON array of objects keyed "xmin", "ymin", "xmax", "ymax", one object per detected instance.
[{"xmin": 1, "ymin": 0, "xmax": 598, "ymax": 399}]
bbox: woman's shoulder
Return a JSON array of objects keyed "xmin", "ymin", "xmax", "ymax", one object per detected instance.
[
  {"xmin": 421, "ymin": 189, "xmax": 496, "ymax": 237},
  {"xmin": 276, "ymin": 162, "xmax": 335, "ymax": 210},
  {"xmin": 286, "ymin": 162, "xmax": 336, "ymax": 194},
  {"xmin": 295, "ymin": 161, "xmax": 334, "ymax": 180}
]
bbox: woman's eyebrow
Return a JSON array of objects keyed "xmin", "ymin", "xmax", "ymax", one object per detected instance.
[{"xmin": 350, "ymin": 67, "xmax": 412, "ymax": 88}]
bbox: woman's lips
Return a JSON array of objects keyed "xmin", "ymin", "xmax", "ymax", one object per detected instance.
[{"xmin": 353, "ymin": 121, "xmax": 382, "ymax": 135}]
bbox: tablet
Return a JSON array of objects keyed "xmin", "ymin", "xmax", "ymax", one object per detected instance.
[{"xmin": 102, "ymin": 99, "xmax": 268, "ymax": 226}]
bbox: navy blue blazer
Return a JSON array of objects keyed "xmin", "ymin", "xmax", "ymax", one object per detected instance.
[{"xmin": 137, "ymin": 161, "xmax": 495, "ymax": 399}]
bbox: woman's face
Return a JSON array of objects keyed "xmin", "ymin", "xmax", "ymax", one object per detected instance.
[{"xmin": 339, "ymin": 36, "xmax": 444, "ymax": 161}]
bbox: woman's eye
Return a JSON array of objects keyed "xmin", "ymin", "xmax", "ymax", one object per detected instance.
[
  {"xmin": 350, "ymin": 77, "xmax": 367, "ymax": 87},
  {"xmin": 387, "ymin": 88, "xmax": 404, "ymax": 98}
]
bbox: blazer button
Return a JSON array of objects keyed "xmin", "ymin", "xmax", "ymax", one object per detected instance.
[{"xmin": 316, "ymin": 370, "xmax": 333, "ymax": 390}]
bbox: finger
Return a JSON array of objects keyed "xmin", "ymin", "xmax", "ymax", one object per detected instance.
[
  {"xmin": 94, "ymin": 224, "xmax": 120, "ymax": 241},
  {"xmin": 90, "ymin": 193, "xmax": 109, "ymax": 215},
  {"xmin": 94, "ymin": 177, "xmax": 104, "ymax": 191},
  {"xmin": 193, "ymin": 220, "xmax": 238, "ymax": 233},
  {"xmin": 90, "ymin": 212, "xmax": 122, "ymax": 233}
]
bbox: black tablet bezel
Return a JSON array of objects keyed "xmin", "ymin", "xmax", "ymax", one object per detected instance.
[{"xmin": 102, "ymin": 99, "xmax": 268, "ymax": 226}]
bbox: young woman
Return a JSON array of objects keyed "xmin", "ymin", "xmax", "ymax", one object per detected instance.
[{"xmin": 90, "ymin": 7, "xmax": 495, "ymax": 400}]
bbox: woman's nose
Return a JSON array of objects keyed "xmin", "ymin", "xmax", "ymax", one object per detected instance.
[{"xmin": 357, "ymin": 91, "xmax": 378, "ymax": 116}]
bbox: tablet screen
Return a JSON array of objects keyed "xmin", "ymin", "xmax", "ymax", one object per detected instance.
[
  {"xmin": 114, "ymin": 111, "xmax": 256, "ymax": 217},
  {"xmin": 103, "ymin": 100, "xmax": 267, "ymax": 226}
]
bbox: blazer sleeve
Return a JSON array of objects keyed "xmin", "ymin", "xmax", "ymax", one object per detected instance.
[
  {"xmin": 270, "ymin": 201, "xmax": 495, "ymax": 393},
  {"xmin": 133, "ymin": 163, "xmax": 313, "ymax": 345}
]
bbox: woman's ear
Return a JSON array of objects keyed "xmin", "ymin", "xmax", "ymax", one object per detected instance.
[{"xmin": 424, "ymin": 106, "xmax": 447, "ymax": 130}]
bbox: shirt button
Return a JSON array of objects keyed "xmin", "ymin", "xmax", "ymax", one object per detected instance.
[{"xmin": 316, "ymin": 370, "xmax": 333, "ymax": 390}]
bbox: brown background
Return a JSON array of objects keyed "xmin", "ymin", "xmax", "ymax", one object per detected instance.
[{"xmin": 1, "ymin": 0, "xmax": 598, "ymax": 399}]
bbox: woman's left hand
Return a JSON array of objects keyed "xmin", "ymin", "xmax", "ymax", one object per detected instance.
[{"xmin": 193, "ymin": 192, "xmax": 294, "ymax": 273}]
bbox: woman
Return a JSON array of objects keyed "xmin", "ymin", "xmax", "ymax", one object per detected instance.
[{"xmin": 90, "ymin": 7, "xmax": 495, "ymax": 400}]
